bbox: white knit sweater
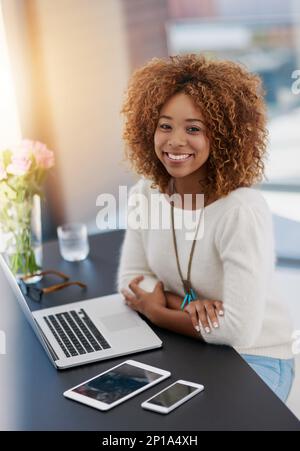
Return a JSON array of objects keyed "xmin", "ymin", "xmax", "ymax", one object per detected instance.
[{"xmin": 117, "ymin": 179, "xmax": 294, "ymax": 359}]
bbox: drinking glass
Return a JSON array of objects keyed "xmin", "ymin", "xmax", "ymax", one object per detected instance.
[{"xmin": 57, "ymin": 223, "xmax": 89, "ymax": 262}]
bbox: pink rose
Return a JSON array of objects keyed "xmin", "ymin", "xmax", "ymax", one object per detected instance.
[
  {"xmin": 33, "ymin": 141, "xmax": 55, "ymax": 169},
  {"xmin": 0, "ymin": 161, "xmax": 7, "ymax": 181},
  {"xmin": 6, "ymin": 148, "xmax": 32, "ymax": 176}
]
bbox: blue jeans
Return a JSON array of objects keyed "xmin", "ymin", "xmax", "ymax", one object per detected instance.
[{"xmin": 241, "ymin": 354, "xmax": 295, "ymax": 403}]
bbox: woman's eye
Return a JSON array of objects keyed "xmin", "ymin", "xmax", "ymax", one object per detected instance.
[
  {"xmin": 187, "ymin": 127, "xmax": 201, "ymax": 133},
  {"xmin": 158, "ymin": 124, "xmax": 202, "ymax": 133}
]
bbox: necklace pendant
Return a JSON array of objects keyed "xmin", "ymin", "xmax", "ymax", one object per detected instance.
[
  {"xmin": 180, "ymin": 281, "xmax": 198, "ymax": 310},
  {"xmin": 190, "ymin": 288, "xmax": 197, "ymax": 300},
  {"xmin": 183, "ymin": 280, "xmax": 192, "ymax": 294},
  {"xmin": 180, "ymin": 293, "xmax": 190, "ymax": 311}
]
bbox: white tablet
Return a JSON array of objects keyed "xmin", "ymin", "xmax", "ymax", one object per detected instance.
[{"xmin": 63, "ymin": 360, "xmax": 171, "ymax": 411}]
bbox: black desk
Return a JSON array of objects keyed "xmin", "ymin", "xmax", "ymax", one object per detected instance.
[{"xmin": 0, "ymin": 231, "xmax": 299, "ymax": 431}]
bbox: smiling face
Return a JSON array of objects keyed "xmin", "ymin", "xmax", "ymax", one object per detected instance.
[{"xmin": 154, "ymin": 92, "xmax": 210, "ymax": 189}]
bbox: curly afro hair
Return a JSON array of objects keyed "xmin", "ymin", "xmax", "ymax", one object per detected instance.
[{"xmin": 122, "ymin": 54, "xmax": 268, "ymax": 198}]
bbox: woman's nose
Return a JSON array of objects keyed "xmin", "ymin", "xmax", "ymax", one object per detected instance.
[{"xmin": 167, "ymin": 130, "xmax": 186, "ymax": 148}]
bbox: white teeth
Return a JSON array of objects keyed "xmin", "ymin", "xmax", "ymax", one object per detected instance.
[{"xmin": 167, "ymin": 153, "xmax": 191, "ymax": 160}]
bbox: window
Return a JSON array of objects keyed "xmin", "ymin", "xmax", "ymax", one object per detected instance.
[{"xmin": 166, "ymin": 5, "xmax": 300, "ymax": 260}]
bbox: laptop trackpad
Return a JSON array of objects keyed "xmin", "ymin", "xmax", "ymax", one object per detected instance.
[{"xmin": 100, "ymin": 312, "xmax": 140, "ymax": 332}]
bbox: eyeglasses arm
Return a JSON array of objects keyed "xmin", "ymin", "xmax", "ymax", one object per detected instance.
[
  {"xmin": 22, "ymin": 270, "xmax": 70, "ymax": 281},
  {"xmin": 42, "ymin": 281, "xmax": 87, "ymax": 294}
]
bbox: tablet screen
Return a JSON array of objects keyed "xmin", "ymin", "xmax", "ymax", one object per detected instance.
[{"xmin": 72, "ymin": 363, "xmax": 162, "ymax": 404}]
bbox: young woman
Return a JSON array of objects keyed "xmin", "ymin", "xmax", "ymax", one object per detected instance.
[{"xmin": 117, "ymin": 54, "xmax": 294, "ymax": 402}]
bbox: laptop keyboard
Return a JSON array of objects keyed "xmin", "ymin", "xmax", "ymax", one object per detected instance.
[{"xmin": 43, "ymin": 308, "xmax": 111, "ymax": 358}]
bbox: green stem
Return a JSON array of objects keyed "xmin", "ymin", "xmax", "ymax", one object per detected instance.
[{"xmin": 2, "ymin": 195, "xmax": 41, "ymax": 276}]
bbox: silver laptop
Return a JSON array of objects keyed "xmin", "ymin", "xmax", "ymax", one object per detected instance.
[{"xmin": 0, "ymin": 255, "xmax": 162, "ymax": 369}]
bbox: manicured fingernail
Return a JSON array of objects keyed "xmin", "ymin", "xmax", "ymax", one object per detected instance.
[
  {"xmin": 205, "ymin": 327, "xmax": 211, "ymax": 334},
  {"xmin": 213, "ymin": 322, "xmax": 219, "ymax": 329},
  {"xmin": 195, "ymin": 325, "xmax": 200, "ymax": 332},
  {"xmin": 219, "ymin": 310, "xmax": 224, "ymax": 316}
]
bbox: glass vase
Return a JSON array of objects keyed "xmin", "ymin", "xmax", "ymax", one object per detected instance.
[{"xmin": 3, "ymin": 194, "xmax": 43, "ymax": 283}]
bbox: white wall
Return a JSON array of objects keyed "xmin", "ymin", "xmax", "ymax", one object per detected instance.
[
  {"xmin": 2, "ymin": 0, "xmax": 136, "ymax": 231},
  {"xmin": 0, "ymin": 0, "xmax": 21, "ymax": 147}
]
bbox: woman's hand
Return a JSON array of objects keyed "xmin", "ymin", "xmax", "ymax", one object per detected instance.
[
  {"xmin": 121, "ymin": 275, "xmax": 167, "ymax": 320},
  {"xmin": 184, "ymin": 299, "xmax": 224, "ymax": 334}
]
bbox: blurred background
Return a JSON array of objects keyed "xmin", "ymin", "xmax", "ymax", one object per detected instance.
[
  {"xmin": 0, "ymin": 0, "xmax": 299, "ymax": 245},
  {"xmin": 0, "ymin": 0, "xmax": 300, "ymax": 419},
  {"xmin": 1, "ymin": 0, "xmax": 300, "ymax": 259}
]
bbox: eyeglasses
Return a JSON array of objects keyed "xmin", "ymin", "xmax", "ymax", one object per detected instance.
[{"xmin": 19, "ymin": 270, "xmax": 87, "ymax": 302}]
